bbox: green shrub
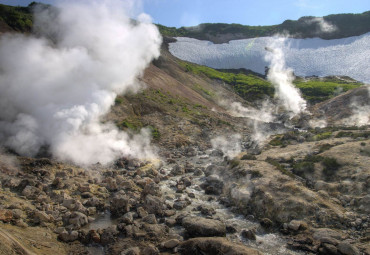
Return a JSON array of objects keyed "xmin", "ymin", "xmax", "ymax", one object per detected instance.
[
  {"xmin": 266, "ymin": 158, "xmax": 294, "ymax": 178},
  {"xmin": 322, "ymin": 157, "xmax": 340, "ymax": 176},
  {"xmin": 318, "ymin": 143, "xmax": 334, "ymax": 153},
  {"xmin": 293, "ymin": 161, "xmax": 315, "ymax": 176},
  {"xmin": 114, "ymin": 97, "xmax": 124, "ymax": 105},
  {"xmin": 312, "ymin": 132, "xmax": 332, "ymax": 141},
  {"xmin": 147, "ymin": 126, "xmax": 160, "ymax": 140},
  {"xmin": 304, "ymin": 155, "xmax": 324, "ymax": 163},
  {"xmin": 241, "ymin": 154, "xmax": 257, "ymax": 160},
  {"xmin": 229, "ymin": 158, "xmax": 240, "ymax": 168}
]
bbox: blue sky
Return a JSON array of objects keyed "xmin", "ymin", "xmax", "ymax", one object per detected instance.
[{"xmin": 1, "ymin": 0, "xmax": 369, "ymax": 27}]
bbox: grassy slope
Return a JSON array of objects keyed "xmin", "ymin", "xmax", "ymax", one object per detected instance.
[
  {"xmin": 179, "ymin": 61, "xmax": 362, "ymax": 104},
  {"xmin": 0, "ymin": 3, "xmax": 33, "ymax": 32},
  {"xmin": 158, "ymin": 11, "xmax": 370, "ymax": 42}
]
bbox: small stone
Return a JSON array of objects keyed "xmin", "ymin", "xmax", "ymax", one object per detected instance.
[
  {"xmin": 241, "ymin": 228, "xmax": 256, "ymax": 240},
  {"xmin": 143, "ymin": 214, "xmax": 157, "ymax": 224},
  {"xmin": 142, "ymin": 245, "xmax": 159, "ymax": 255},
  {"xmin": 137, "ymin": 207, "xmax": 148, "ymax": 218},
  {"xmin": 121, "ymin": 247, "xmax": 140, "ymax": 255},
  {"xmin": 321, "ymin": 243, "xmax": 338, "ymax": 255}
]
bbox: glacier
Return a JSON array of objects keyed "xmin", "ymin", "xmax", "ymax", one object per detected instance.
[{"xmin": 169, "ymin": 33, "xmax": 370, "ymax": 83}]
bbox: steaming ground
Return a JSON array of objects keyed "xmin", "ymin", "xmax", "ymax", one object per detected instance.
[
  {"xmin": 0, "ymin": 1, "xmax": 162, "ymax": 165},
  {"xmin": 169, "ymin": 33, "xmax": 370, "ymax": 83}
]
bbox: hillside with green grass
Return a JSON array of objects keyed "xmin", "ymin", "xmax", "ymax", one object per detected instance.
[
  {"xmin": 0, "ymin": 3, "xmax": 33, "ymax": 32},
  {"xmin": 158, "ymin": 11, "xmax": 370, "ymax": 43},
  {"xmin": 179, "ymin": 61, "xmax": 363, "ymax": 104}
]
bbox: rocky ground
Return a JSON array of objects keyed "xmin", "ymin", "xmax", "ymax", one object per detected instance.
[{"xmin": 0, "ymin": 123, "xmax": 369, "ymax": 255}]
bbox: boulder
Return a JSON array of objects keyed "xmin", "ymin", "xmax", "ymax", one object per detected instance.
[
  {"xmin": 100, "ymin": 226, "xmax": 119, "ymax": 245},
  {"xmin": 110, "ymin": 192, "xmax": 131, "ymax": 215},
  {"xmin": 58, "ymin": 230, "xmax": 79, "ymax": 242},
  {"xmin": 337, "ymin": 242, "xmax": 360, "ymax": 255},
  {"xmin": 0, "ymin": 209, "xmax": 13, "ymax": 222},
  {"xmin": 163, "ymin": 239, "xmax": 180, "ymax": 249},
  {"xmin": 179, "ymin": 237, "xmax": 262, "ymax": 255},
  {"xmin": 69, "ymin": 212, "xmax": 88, "ymax": 228},
  {"xmin": 171, "ymin": 164, "xmax": 185, "ymax": 176},
  {"xmin": 144, "ymin": 195, "xmax": 165, "ymax": 216},
  {"xmin": 182, "ymin": 216, "xmax": 226, "ymax": 237},
  {"xmin": 200, "ymin": 175, "xmax": 224, "ymax": 195}
]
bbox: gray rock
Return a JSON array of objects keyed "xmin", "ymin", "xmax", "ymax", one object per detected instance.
[
  {"xmin": 121, "ymin": 247, "xmax": 140, "ymax": 255},
  {"xmin": 173, "ymin": 200, "xmax": 190, "ymax": 210},
  {"xmin": 34, "ymin": 210, "xmax": 51, "ymax": 223},
  {"xmin": 313, "ymin": 228, "xmax": 343, "ymax": 242},
  {"xmin": 110, "ymin": 192, "xmax": 131, "ymax": 215},
  {"xmin": 241, "ymin": 228, "xmax": 256, "ymax": 240},
  {"xmin": 58, "ymin": 230, "xmax": 79, "ymax": 242},
  {"xmin": 200, "ymin": 175, "xmax": 224, "ymax": 195},
  {"xmin": 69, "ymin": 212, "xmax": 88, "ymax": 228},
  {"xmin": 321, "ymin": 243, "xmax": 338, "ymax": 255},
  {"xmin": 22, "ymin": 186, "xmax": 41, "ymax": 199},
  {"xmin": 163, "ymin": 239, "xmax": 180, "ymax": 249},
  {"xmin": 142, "ymin": 245, "xmax": 159, "ymax": 255},
  {"xmin": 143, "ymin": 214, "xmax": 157, "ymax": 224},
  {"xmin": 179, "ymin": 237, "xmax": 262, "ymax": 255},
  {"xmin": 100, "ymin": 225, "xmax": 119, "ymax": 245},
  {"xmin": 171, "ymin": 164, "xmax": 185, "ymax": 176},
  {"xmin": 337, "ymin": 242, "xmax": 360, "ymax": 255},
  {"xmin": 144, "ymin": 195, "xmax": 165, "ymax": 216},
  {"xmin": 182, "ymin": 216, "xmax": 226, "ymax": 237}
]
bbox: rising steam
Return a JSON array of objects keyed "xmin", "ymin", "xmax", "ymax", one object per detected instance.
[
  {"xmin": 305, "ymin": 17, "xmax": 337, "ymax": 34},
  {"xmin": 265, "ymin": 37, "xmax": 307, "ymax": 116},
  {"xmin": 0, "ymin": 1, "xmax": 162, "ymax": 165},
  {"xmin": 211, "ymin": 134, "xmax": 241, "ymax": 158}
]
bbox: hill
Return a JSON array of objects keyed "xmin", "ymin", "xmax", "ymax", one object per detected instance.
[{"xmin": 158, "ymin": 11, "xmax": 370, "ymax": 43}]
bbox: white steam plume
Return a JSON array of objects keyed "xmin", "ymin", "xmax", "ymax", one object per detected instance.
[
  {"xmin": 265, "ymin": 37, "xmax": 307, "ymax": 117},
  {"xmin": 0, "ymin": 1, "xmax": 162, "ymax": 165},
  {"xmin": 306, "ymin": 17, "xmax": 337, "ymax": 33},
  {"xmin": 211, "ymin": 134, "xmax": 241, "ymax": 158},
  {"xmin": 342, "ymin": 87, "xmax": 370, "ymax": 126},
  {"xmin": 228, "ymin": 101, "xmax": 275, "ymax": 122}
]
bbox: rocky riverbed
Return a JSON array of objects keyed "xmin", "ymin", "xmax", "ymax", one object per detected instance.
[{"xmin": 0, "ymin": 125, "xmax": 369, "ymax": 255}]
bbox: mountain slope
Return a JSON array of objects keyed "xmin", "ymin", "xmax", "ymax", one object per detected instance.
[{"xmin": 158, "ymin": 11, "xmax": 370, "ymax": 43}]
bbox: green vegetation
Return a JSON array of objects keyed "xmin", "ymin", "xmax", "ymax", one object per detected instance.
[
  {"xmin": 114, "ymin": 97, "xmax": 124, "ymax": 105},
  {"xmin": 241, "ymin": 154, "xmax": 257, "ymax": 160},
  {"xmin": 0, "ymin": 3, "xmax": 33, "ymax": 32},
  {"xmin": 117, "ymin": 118, "xmax": 143, "ymax": 131},
  {"xmin": 312, "ymin": 131, "xmax": 332, "ymax": 141},
  {"xmin": 269, "ymin": 135, "xmax": 284, "ymax": 147},
  {"xmin": 158, "ymin": 11, "xmax": 370, "ymax": 42},
  {"xmin": 147, "ymin": 125, "xmax": 160, "ymax": 140},
  {"xmin": 294, "ymin": 78, "xmax": 362, "ymax": 104},
  {"xmin": 293, "ymin": 161, "xmax": 315, "ymax": 176},
  {"xmin": 318, "ymin": 143, "xmax": 334, "ymax": 153},
  {"xmin": 229, "ymin": 158, "xmax": 241, "ymax": 169},
  {"xmin": 180, "ymin": 61, "xmax": 362, "ymax": 103},
  {"xmin": 292, "ymin": 154, "xmax": 341, "ymax": 179},
  {"xmin": 322, "ymin": 157, "xmax": 341, "ymax": 176},
  {"xmin": 181, "ymin": 62, "xmax": 273, "ymax": 101},
  {"xmin": 335, "ymin": 131, "xmax": 370, "ymax": 138},
  {"xmin": 266, "ymin": 157, "xmax": 295, "ymax": 178},
  {"xmin": 116, "ymin": 119, "xmax": 160, "ymax": 140}
]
